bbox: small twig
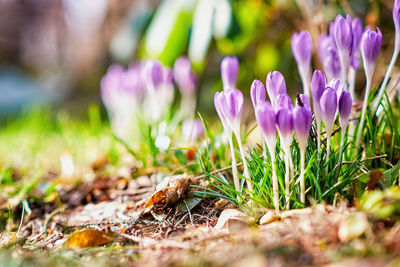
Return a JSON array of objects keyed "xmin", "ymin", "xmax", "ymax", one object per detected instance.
[{"xmin": 17, "ymin": 203, "xmax": 25, "ymax": 237}]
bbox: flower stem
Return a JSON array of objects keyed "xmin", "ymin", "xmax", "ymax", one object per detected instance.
[
  {"xmin": 300, "ymin": 149, "xmax": 306, "ymax": 204},
  {"xmin": 284, "ymin": 149, "xmax": 290, "ymax": 210},
  {"xmin": 268, "ymin": 146, "xmax": 280, "ymax": 212},
  {"xmin": 300, "ymin": 68, "xmax": 310, "ymax": 97},
  {"xmin": 227, "ymin": 135, "xmax": 240, "ymax": 192},
  {"xmin": 325, "ymin": 129, "xmax": 332, "ymax": 174},
  {"xmin": 235, "ymin": 133, "xmax": 252, "ymax": 192},
  {"xmin": 348, "ymin": 67, "xmax": 357, "ymax": 99},
  {"xmin": 373, "ymin": 39, "xmax": 400, "ymax": 113},
  {"xmin": 355, "ymin": 77, "xmax": 372, "ymax": 148}
]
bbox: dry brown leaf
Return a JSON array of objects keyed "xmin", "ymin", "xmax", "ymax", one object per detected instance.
[
  {"xmin": 144, "ymin": 174, "xmax": 192, "ymax": 211},
  {"xmin": 214, "ymin": 209, "xmax": 254, "ymax": 231},
  {"xmin": 66, "ymin": 229, "xmax": 115, "ymax": 249}
]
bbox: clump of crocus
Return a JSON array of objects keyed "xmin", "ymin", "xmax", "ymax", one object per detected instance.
[
  {"xmin": 221, "ymin": 56, "xmax": 239, "ymax": 90},
  {"xmin": 291, "ymin": 31, "xmax": 313, "ymax": 96},
  {"xmin": 255, "ymin": 101, "xmax": 279, "ymax": 211},
  {"xmin": 215, "ymin": 89, "xmax": 252, "ymax": 191},
  {"xmin": 373, "ymin": 0, "xmax": 400, "ymax": 111},
  {"xmin": 173, "ymin": 56, "xmax": 197, "ymax": 117},
  {"xmin": 356, "ymin": 27, "xmax": 382, "ymax": 147},
  {"xmin": 320, "ymin": 87, "xmax": 337, "ymax": 169},
  {"xmin": 293, "ymin": 96, "xmax": 312, "ymax": 203}
]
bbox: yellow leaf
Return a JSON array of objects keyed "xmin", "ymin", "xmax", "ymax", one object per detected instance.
[{"xmin": 66, "ymin": 229, "xmax": 115, "ymax": 249}]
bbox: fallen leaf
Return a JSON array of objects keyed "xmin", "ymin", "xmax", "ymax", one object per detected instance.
[
  {"xmin": 177, "ymin": 197, "xmax": 202, "ymax": 212},
  {"xmin": 214, "ymin": 209, "xmax": 254, "ymax": 231},
  {"xmin": 66, "ymin": 229, "xmax": 115, "ymax": 249},
  {"xmin": 144, "ymin": 174, "xmax": 192, "ymax": 211}
]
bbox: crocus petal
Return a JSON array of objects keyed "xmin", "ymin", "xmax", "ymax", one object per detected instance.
[
  {"xmin": 275, "ymin": 93, "xmax": 293, "ymax": 110},
  {"xmin": 293, "ymin": 105, "xmax": 313, "ymax": 150},
  {"xmin": 320, "ymin": 87, "xmax": 337, "ymax": 133},
  {"xmin": 338, "ymin": 90, "xmax": 352, "ymax": 129},
  {"xmin": 173, "ymin": 56, "xmax": 196, "ymax": 95},
  {"xmin": 298, "ymin": 94, "xmax": 311, "ymax": 111},
  {"xmin": 361, "ymin": 27, "xmax": 382, "ymax": 79},
  {"xmin": 255, "ymin": 101, "xmax": 276, "ymax": 141},
  {"xmin": 291, "ymin": 31, "xmax": 313, "ymax": 78},
  {"xmin": 276, "ymin": 107, "xmax": 294, "ymax": 137},
  {"xmin": 143, "ymin": 60, "xmax": 163, "ymax": 90},
  {"xmin": 311, "ymin": 70, "xmax": 327, "ymax": 118},
  {"xmin": 221, "ymin": 56, "xmax": 239, "ymax": 90},
  {"xmin": 250, "ymin": 79, "xmax": 266, "ymax": 108},
  {"xmin": 266, "ymin": 71, "xmax": 287, "ymax": 105}
]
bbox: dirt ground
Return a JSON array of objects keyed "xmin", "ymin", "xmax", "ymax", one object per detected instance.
[{"xmin": 1, "ymin": 174, "xmax": 400, "ymax": 267}]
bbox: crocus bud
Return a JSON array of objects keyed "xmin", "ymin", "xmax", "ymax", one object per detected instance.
[
  {"xmin": 255, "ymin": 101, "xmax": 276, "ymax": 146},
  {"xmin": 338, "ymin": 90, "xmax": 352, "ymax": 130},
  {"xmin": 221, "ymin": 56, "xmax": 239, "ymax": 90},
  {"xmin": 317, "ymin": 35, "xmax": 341, "ymax": 81},
  {"xmin": 293, "ymin": 105, "xmax": 313, "ymax": 151},
  {"xmin": 250, "ymin": 79, "xmax": 266, "ymax": 108},
  {"xmin": 320, "ymin": 87, "xmax": 337, "ymax": 134},
  {"xmin": 122, "ymin": 65, "xmax": 145, "ymax": 102},
  {"xmin": 143, "ymin": 60, "xmax": 163, "ymax": 90},
  {"xmin": 173, "ymin": 56, "xmax": 196, "ymax": 95},
  {"xmin": 266, "ymin": 71, "xmax": 287, "ymax": 105},
  {"xmin": 350, "ymin": 16, "xmax": 363, "ymax": 69},
  {"xmin": 100, "ymin": 65, "xmax": 124, "ymax": 110},
  {"xmin": 393, "ymin": 0, "xmax": 400, "ymax": 38},
  {"xmin": 214, "ymin": 91, "xmax": 230, "ymax": 133},
  {"xmin": 291, "ymin": 31, "xmax": 313, "ymax": 89},
  {"xmin": 275, "ymin": 93, "xmax": 293, "ymax": 110},
  {"xmin": 361, "ymin": 27, "xmax": 382, "ymax": 79},
  {"xmin": 311, "ymin": 70, "xmax": 327, "ymax": 120},
  {"xmin": 182, "ymin": 119, "xmax": 205, "ymax": 141},
  {"xmin": 215, "ymin": 89, "xmax": 244, "ymax": 134},
  {"xmin": 333, "ymin": 15, "xmax": 353, "ymax": 56}
]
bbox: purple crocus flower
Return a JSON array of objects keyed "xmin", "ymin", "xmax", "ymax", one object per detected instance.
[
  {"xmin": 338, "ymin": 90, "xmax": 352, "ymax": 130},
  {"xmin": 266, "ymin": 71, "xmax": 287, "ymax": 105},
  {"xmin": 291, "ymin": 31, "xmax": 313, "ymax": 95},
  {"xmin": 182, "ymin": 119, "xmax": 205, "ymax": 141},
  {"xmin": 250, "ymin": 79, "xmax": 266, "ymax": 108},
  {"xmin": 100, "ymin": 64, "xmax": 124, "ymax": 109},
  {"xmin": 255, "ymin": 101, "xmax": 277, "ymax": 145},
  {"xmin": 317, "ymin": 35, "xmax": 341, "ymax": 81},
  {"xmin": 333, "ymin": 15, "xmax": 353, "ymax": 56},
  {"xmin": 311, "ymin": 70, "xmax": 327, "ymax": 119},
  {"xmin": 320, "ymin": 87, "xmax": 337, "ymax": 134},
  {"xmin": 215, "ymin": 89, "xmax": 244, "ymax": 134},
  {"xmin": 221, "ymin": 56, "xmax": 239, "ymax": 90},
  {"xmin": 121, "ymin": 65, "xmax": 146, "ymax": 102},
  {"xmin": 173, "ymin": 56, "xmax": 196, "ymax": 95},
  {"xmin": 143, "ymin": 60, "xmax": 163, "ymax": 90},
  {"xmin": 329, "ymin": 79, "xmax": 344, "ymax": 100},
  {"xmin": 361, "ymin": 27, "xmax": 382, "ymax": 79},
  {"xmin": 293, "ymin": 105, "xmax": 312, "ymax": 151}
]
